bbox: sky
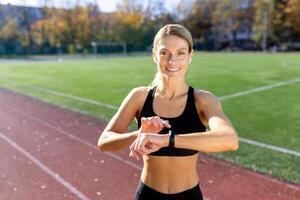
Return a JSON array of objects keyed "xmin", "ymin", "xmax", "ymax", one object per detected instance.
[{"xmin": 0, "ymin": 0, "xmax": 180, "ymax": 12}]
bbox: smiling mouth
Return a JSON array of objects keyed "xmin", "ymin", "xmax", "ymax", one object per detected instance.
[{"xmin": 166, "ymin": 67, "xmax": 181, "ymax": 72}]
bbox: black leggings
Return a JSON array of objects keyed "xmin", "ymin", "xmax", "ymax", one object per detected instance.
[{"xmin": 135, "ymin": 181, "xmax": 203, "ymax": 200}]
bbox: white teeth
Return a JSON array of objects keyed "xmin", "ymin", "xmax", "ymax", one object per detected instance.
[{"xmin": 166, "ymin": 68, "xmax": 180, "ymax": 72}]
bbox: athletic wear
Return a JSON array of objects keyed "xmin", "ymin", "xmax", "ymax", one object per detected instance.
[
  {"xmin": 137, "ymin": 86, "xmax": 206, "ymax": 156},
  {"xmin": 135, "ymin": 181, "xmax": 203, "ymax": 200}
]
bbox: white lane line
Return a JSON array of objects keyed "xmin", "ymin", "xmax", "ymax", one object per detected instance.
[
  {"xmin": 5, "ymin": 98, "xmax": 300, "ymax": 163},
  {"xmin": 0, "ymin": 78, "xmax": 118, "ymax": 110},
  {"xmin": 1, "ymin": 78, "xmax": 300, "ymax": 158},
  {"xmin": 281, "ymin": 62, "xmax": 300, "ymax": 68},
  {"xmin": 219, "ymin": 78, "xmax": 300, "ymax": 100},
  {"xmin": 1, "ymin": 105, "xmax": 299, "ymax": 194},
  {"xmin": 240, "ymin": 138, "xmax": 300, "ymax": 157},
  {"xmin": 5, "ymin": 105, "xmax": 142, "ymax": 171},
  {"xmin": 2, "ymin": 77, "xmax": 300, "ymax": 110},
  {"xmin": 0, "ymin": 131, "xmax": 91, "ymax": 200}
]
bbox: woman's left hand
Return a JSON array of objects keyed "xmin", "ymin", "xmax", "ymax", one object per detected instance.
[{"xmin": 129, "ymin": 133, "xmax": 169, "ymax": 160}]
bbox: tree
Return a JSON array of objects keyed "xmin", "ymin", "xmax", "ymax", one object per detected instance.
[
  {"xmin": 31, "ymin": 7, "xmax": 68, "ymax": 51},
  {"xmin": 183, "ymin": 0, "xmax": 213, "ymax": 41},
  {"xmin": 212, "ymin": 0, "xmax": 252, "ymax": 48},
  {"xmin": 116, "ymin": 0, "xmax": 143, "ymax": 13},
  {"xmin": 252, "ymin": 0, "xmax": 275, "ymax": 50},
  {"xmin": 285, "ymin": 0, "xmax": 300, "ymax": 33},
  {"xmin": 72, "ymin": 5, "xmax": 93, "ymax": 52},
  {"xmin": 0, "ymin": 17, "xmax": 20, "ymax": 54}
]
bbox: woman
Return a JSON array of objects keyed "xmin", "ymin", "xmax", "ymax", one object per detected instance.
[{"xmin": 98, "ymin": 24, "xmax": 239, "ymax": 200}]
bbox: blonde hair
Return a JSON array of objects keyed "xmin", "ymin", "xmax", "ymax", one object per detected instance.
[{"xmin": 151, "ymin": 24, "xmax": 193, "ymax": 86}]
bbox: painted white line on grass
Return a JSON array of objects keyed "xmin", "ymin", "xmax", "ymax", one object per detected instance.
[
  {"xmin": 240, "ymin": 138, "xmax": 300, "ymax": 157},
  {"xmin": 219, "ymin": 78, "xmax": 300, "ymax": 100},
  {"xmin": 281, "ymin": 62, "xmax": 300, "ymax": 68},
  {"xmin": 6, "ymin": 105, "xmax": 142, "ymax": 171},
  {"xmin": 0, "ymin": 78, "xmax": 118, "ymax": 110},
  {"xmin": 1, "ymin": 77, "xmax": 300, "ymax": 158},
  {"xmin": 0, "ymin": 131, "xmax": 91, "ymax": 200},
  {"xmin": 2, "ymin": 77, "xmax": 300, "ymax": 110}
]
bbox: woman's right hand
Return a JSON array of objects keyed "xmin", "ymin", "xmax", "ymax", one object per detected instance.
[
  {"xmin": 130, "ymin": 116, "xmax": 171, "ymax": 160},
  {"xmin": 139, "ymin": 116, "xmax": 171, "ymax": 134},
  {"xmin": 129, "ymin": 116, "xmax": 171, "ymax": 160}
]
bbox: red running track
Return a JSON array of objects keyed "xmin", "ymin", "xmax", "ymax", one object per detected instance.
[{"xmin": 0, "ymin": 88, "xmax": 299, "ymax": 200}]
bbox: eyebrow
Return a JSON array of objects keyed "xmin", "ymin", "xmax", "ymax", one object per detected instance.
[{"xmin": 160, "ymin": 48, "xmax": 188, "ymax": 51}]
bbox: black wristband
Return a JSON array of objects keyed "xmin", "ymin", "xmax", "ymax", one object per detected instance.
[{"xmin": 169, "ymin": 130, "xmax": 175, "ymax": 148}]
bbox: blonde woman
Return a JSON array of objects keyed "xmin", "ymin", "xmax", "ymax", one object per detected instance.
[{"xmin": 98, "ymin": 24, "xmax": 239, "ymax": 200}]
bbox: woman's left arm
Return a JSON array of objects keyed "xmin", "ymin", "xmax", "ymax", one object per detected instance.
[
  {"xmin": 130, "ymin": 91, "xmax": 239, "ymax": 159},
  {"xmin": 174, "ymin": 91, "xmax": 239, "ymax": 153}
]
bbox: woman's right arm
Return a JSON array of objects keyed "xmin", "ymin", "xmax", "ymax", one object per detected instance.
[{"xmin": 97, "ymin": 87, "xmax": 146, "ymax": 152}]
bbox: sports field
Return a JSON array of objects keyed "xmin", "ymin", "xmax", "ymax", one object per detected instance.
[{"xmin": 0, "ymin": 52, "xmax": 299, "ymax": 185}]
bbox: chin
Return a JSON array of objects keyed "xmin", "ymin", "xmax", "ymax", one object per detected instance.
[{"xmin": 163, "ymin": 73, "xmax": 183, "ymax": 80}]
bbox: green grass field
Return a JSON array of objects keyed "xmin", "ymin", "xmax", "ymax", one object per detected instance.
[{"xmin": 0, "ymin": 52, "xmax": 300, "ymax": 184}]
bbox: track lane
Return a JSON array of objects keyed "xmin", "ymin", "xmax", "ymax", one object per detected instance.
[{"xmin": 0, "ymin": 88, "xmax": 300, "ymax": 200}]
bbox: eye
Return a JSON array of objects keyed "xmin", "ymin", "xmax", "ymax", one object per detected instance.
[{"xmin": 160, "ymin": 51, "xmax": 167, "ymax": 55}]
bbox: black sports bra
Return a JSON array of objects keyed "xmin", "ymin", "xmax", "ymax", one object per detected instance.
[{"xmin": 137, "ymin": 86, "xmax": 206, "ymax": 156}]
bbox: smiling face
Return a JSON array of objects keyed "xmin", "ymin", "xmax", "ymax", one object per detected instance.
[{"xmin": 153, "ymin": 35, "xmax": 192, "ymax": 81}]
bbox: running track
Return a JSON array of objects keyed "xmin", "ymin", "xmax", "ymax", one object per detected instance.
[{"xmin": 0, "ymin": 88, "xmax": 299, "ymax": 200}]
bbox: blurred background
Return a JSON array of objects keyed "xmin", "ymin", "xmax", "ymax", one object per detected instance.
[{"xmin": 0, "ymin": 0, "xmax": 299, "ymax": 57}]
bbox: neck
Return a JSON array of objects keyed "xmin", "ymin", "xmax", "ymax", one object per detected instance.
[{"xmin": 156, "ymin": 77, "xmax": 188, "ymax": 99}]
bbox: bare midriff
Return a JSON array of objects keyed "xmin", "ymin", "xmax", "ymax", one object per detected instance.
[{"xmin": 140, "ymin": 153, "xmax": 199, "ymax": 194}]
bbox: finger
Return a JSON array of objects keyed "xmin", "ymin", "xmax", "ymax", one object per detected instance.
[
  {"xmin": 129, "ymin": 151, "xmax": 133, "ymax": 157},
  {"xmin": 148, "ymin": 116, "xmax": 155, "ymax": 120},
  {"xmin": 130, "ymin": 138, "xmax": 140, "ymax": 157},
  {"xmin": 143, "ymin": 143, "xmax": 160, "ymax": 154},
  {"xmin": 141, "ymin": 117, "xmax": 150, "ymax": 125},
  {"xmin": 151, "ymin": 116, "xmax": 161, "ymax": 126},
  {"xmin": 129, "ymin": 146, "xmax": 140, "ymax": 160},
  {"xmin": 145, "ymin": 118, "xmax": 152, "ymax": 126},
  {"xmin": 162, "ymin": 120, "xmax": 171, "ymax": 128},
  {"xmin": 156, "ymin": 118, "xmax": 164, "ymax": 129},
  {"xmin": 151, "ymin": 119, "xmax": 159, "ymax": 129},
  {"xmin": 129, "ymin": 139, "xmax": 137, "ymax": 152},
  {"xmin": 134, "ymin": 134, "xmax": 141, "ymax": 152},
  {"xmin": 136, "ymin": 147, "xmax": 148, "ymax": 155},
  {"xmin": 154, "ymin": 116, "xmax": 160, "ymax": 120},
  {"xmin": 137, "ymin": 134, "xmax": 148, "ymax": 153},
  {"xmin": 134, "ymin": 149, "xmax": 141, "ymax": 160},
  {"xmin": 131, "ymin": 150, "xmax": 140, "ymax": 160}
]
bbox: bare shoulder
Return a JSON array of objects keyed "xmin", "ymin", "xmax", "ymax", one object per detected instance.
[
  {"xmin": 125, "ymin": 86, "xmax": 152, "ymax": 118},
  {"xmin": 124, "ymin": 86, "xmax": 152, "ymax": 110},
  {"xmin": 129, "ymin": 86, "xmax": 151, "ymax": 100},
  {"xmin": 130, "ymin": 86, "xmax": 151, "ymax": 94},
  {"xmin": 193, "ymin": 88, "xmax": 220, "ymax": 106}
]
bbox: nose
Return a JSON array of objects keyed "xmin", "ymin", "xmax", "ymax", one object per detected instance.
[{"xmin": 168, "ymin": 55, "xmax": 176, "ymax": 63}]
